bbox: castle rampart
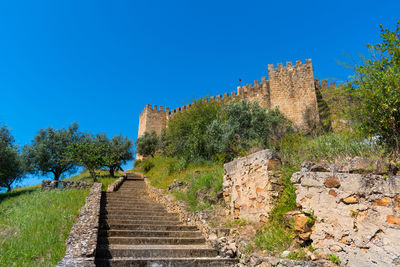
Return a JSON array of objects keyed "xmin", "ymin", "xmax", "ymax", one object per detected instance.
[{"xmin": 137, "ymin": 59, "xmax": 329, "ymax": 157}]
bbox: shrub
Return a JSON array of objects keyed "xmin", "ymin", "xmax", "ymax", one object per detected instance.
[
  {"xmin": 348, "ymin": 22, "xmax": 400, "ymax": 154},
  {"xmin": 164, "ymin": 99, "xmax": 292, "ymax": 163},
  {"xmin": 142, "ymin": 160, "xmax": 155, "ymax": 173},
  {"xmin": 135, "ymin": 131, "xmax": 160, "ymax": 158},
  {"xmin": 134, "ymin": 159, "xmax": 142, "ymax": 167},
  {"xmin": 163, "ymin": 98, "xmax": 225, "ymax": 162}
]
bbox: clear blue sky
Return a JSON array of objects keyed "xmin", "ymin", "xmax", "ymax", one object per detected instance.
[{"xmin": 0, "ymin": 0, "xmax": 399, "ymax": 188}]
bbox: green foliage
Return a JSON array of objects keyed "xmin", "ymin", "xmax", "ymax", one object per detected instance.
[
  {"xmin": 276, "ymin": 131, "xmax": 382, "ymax": 166},
  {"xmin": 225, "ymin": 219, "xmax": 248, "ymax": 228},
  {"xmin": 254, "ymin": 220, "xmax": 294, "ymax": 255},
  {"xmin": 0, "ymin": 187, "xmax": 89, "ymax": 266},
  {"xmin": 268, "ymin": 165, "xmax": 298, "ymax": 222},
  {"xmin": 142, "ymin": 160, "xmax": 155, "ymax": 173},
  {"xmin": 163, "ymin": 99, "xmax": 292, "ymax": 163},
  {"xmin": 207, "ymin": 102, "xmax": 292, "ymax": 161},
  {"xmin": 174, "ymin": 168, "xmax": 223, "ymax": 211},
  {"xmin": 288, "ymin": 249, "xmax": 308, "ymax": 260},
  {"xmin": 349, "ymin": 22, "xmax": 400, "ymax": 153},
  {"xmin": 254, "ymin": 165, "xmax": 298, "ymax": 255},
  {"xmin": 0, "ymin": 124, "xmax": 25, "ymax": 192},
  {"xmin": 23, "ymin": 122, "xmax": 81, "ymax": 181},
  {"xmin": 67, "ymin": 135, "xmax": 108, "ymax": 182},
  {"xmin": 67, "ymin": 169, "xmax": 121, "ymax": 191},
  {"xmin": 135, "ymin": 131, "xmax": 160, "ymax": 157},
  {"xmin": 316, "ymin": 83, "xmax": 355, "ymax": 131},
  {"xmin": 133, "ymin": 155, "xmax": 223, "ymax": 211},
  {"xmin": 95, "ymin": 134, "xmax": 133, "ymax": 177},
  {"xmin": 329, "ymin": 253, "xmax": 340, "ymax": 264},
  {"xmin": 163, "ymin": 98, "xmax": 225, "ymax": 161}
]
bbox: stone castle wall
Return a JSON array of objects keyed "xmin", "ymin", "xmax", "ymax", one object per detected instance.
[{"xmin": 137, "ymin": 59, "xmax": 326, "ymax": 156}]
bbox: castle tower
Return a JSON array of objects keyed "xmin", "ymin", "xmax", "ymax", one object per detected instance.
[
  {"xmin": 137, "ymin": 105, "xmax": 169, "ymax": 159},
  {"xmin": 268, "ymin": 59, "xmax": 320, "ymax": 131}
]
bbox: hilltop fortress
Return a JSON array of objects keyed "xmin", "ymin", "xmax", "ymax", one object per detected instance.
[{"xmin": 137, "ymin": 59, "xmax": 336, "ymax": 154}]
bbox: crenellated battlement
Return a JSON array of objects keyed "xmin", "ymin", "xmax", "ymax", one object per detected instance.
[
  {"xmin": 314, "ymin": 79, "xmax": 336, "ymax": 88},
  {"xmin": 137, "ymin": 59, "xmax": 323, "ymax": 158}
]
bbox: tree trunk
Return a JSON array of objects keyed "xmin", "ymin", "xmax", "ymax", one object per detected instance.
[
  {"xmin": 109, "ymin": 167, "xmax": 115, "ymax": 178},
  {"xmin": 89, "ymin": 169, "xmax": 98, "ymax": 182},
  {"xmin": 6, "ymin": 184, "xmax": 11, "ymax": 192},
  {"xmin": 54, "ymin": 172, "xmax": 60, "ymax": 181}
]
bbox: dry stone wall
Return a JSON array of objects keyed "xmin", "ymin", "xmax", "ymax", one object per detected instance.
[
  {"xmin": 56, "ymin": 182, "xmax": 102, "ymax": 267},
  {"xmin": 41, "ymin": 180, "xmax": 93, "ymax": 190},
  {"xmin": 223, "ymin": 149, "xmax": 282, "ymax": 222},
  {"xmin": 291, "ymin": 171, "xmax": 400, "ymax": 267}
]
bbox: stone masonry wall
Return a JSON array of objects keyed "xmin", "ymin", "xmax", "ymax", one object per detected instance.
[
  {"xmin": 291, "ymin": 171, "xmax": 400, "ymax": 266},
  {"xmin": 57, "ymin": 182, "xmax": 102, "ymax": 267},
  {"xmin": 223, "ymin": 149, "xmax": 282, "ymax": 222},
  {"xmin": 41, "ymin": 180, "xmax": 93, "ymax": 190},
  {"xmin": 268, "ymin": 60, "xmax": 320, "ymax": 131}
]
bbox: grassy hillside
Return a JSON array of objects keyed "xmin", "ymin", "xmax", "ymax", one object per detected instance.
[
  {"xmin": 0, "ymin": 170, "xmax": 120, "ymax": 266},
  {"xmin": 134, "ymin": 156, "xmax": 223, "ymax": 211}
]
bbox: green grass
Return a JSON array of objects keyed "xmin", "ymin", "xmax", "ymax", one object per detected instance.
[
  {"xmin": 67, "ymin": 169, "xmax": 121, "ymax": 191},
  {"xmin": 0, "ymin": 168, "xmax": 120, "ymax": 266},
  {"xmin": 134, "ymin": 155, "xmax": 223, "ymax": 211},
  {"xmin": 0, "ymin": 187, "xmax": 89, "ymax": 266},
  {"xmin": 275, "ymin": 131, "xmax": 383, "ymax": 166},
  {"xmin": 254, "ymin": 165, "xmax": 298, "ymax": 256}
]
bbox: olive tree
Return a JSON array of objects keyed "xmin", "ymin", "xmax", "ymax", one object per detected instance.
[
  {"xmin": 0, "ymin": 124, "xmax": 25, "ymax": 192},
  {"xmin": 135, "ymin": 131, "xmax": 160, "ymax": 158},
  {"xmin": 23, "ymin": 122, "xmax": 81, "ymax": 180},
  {"xmin": 95, "ymin": 134, "xmax": 133, "ymax": 177},
  {"xmin": 67, "ymin": 134, "xmax": 107, "ymax": 182}
]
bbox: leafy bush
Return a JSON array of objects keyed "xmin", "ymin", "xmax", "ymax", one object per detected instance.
[
  {"xmin": 134, "ymin": 159, "xmax": 142, "ymax": 167},
  {"xmin": 163, "ymin": 98, "xmax": 225, "ymax": 161},
  {"xmin": 142, "ymin": 160, "xmax": 155, "ymax": 173},
  {"xmin": 167, "ymin": 158, "xmax": 187, "ymax": 175},
  {"xmin": 348, "ymin": 22, "xmax": 400, "ymax": 154},
  {"xmin": 163, "ymin": 99, "xmax": 292, "ymax": 162},
  {"xmin": 135, "ymin": 131, "xmax": 160, "ymax": 157}
]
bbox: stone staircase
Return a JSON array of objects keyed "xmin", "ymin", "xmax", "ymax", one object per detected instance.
[{"xmin": 95, "ymin": 173, "xmax": 237, "ymax": 266}]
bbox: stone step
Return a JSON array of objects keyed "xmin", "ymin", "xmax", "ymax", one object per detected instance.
[
  {"xmin": 103, "ymin": 208, "xmax": 167, "ymax": 213},
  {"xmin": 100, "ymin": 215, "xmax": 180, "ymax": 221},
  {"xmin": 101, "ymin": 211, "xmax": 175, "ymax": 216},
  {"xmin": 104, "ymin": 204, "xmax": 165, "ymax": 209},
  {"xmin": 99, "ymin": 230, "xmax": 202, "ymax": 238},
  {"xmin": 105, "ymin": 219, "xmax": 182, "ymax": 225},
  {"xmin": 102, "ymin": 224, "xmax": 198, "ymax": 231},
  {"xmin": 96, "ymin": 245, "xmax": 218, "ymax": 258},
  {"xmin": 99, "ymin": 236, "xmax": 206, "ymax": 245},
  {"xmin": 104, "ymin": 196, "xmax": 152, "ymax": 199},
  {"xmin": 104, "ymin": 199, "xmax": 157, "ymax": 204},
  {"xmin": 104, "ymin": 202, "xmax": 160, "ymax": 207},
  {"xmin": 95, "ymin": 257, "xmax": 237, "ymax": 267}
]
